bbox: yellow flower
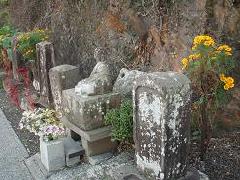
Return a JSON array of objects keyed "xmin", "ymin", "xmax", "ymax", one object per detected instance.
[
  {"xmin": 181, "ymin": 58, "xmax": 189, "ymax": 69},
  {"xmin": 219, "ymin": 74, "xmax": 234, "ymax": 90},
  {"xmin": 188, "ymin": 53, "xmax": 201, "ymax": 60},
  {"xmin": 216, "ymin": 45, "xmax": 232, "ymax": 56},
  {"xmin": 192, "ymin": 35, "xmax": 215, "ymax": 50}
]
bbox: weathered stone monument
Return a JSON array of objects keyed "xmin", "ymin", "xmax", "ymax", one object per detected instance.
[
  {"xmin": 36, "ymin": 41, "xmax": 56, "ymax": 107},
  {"xmin": 133, "ymin": 72, "xmax": 191, "ymax": 180}
]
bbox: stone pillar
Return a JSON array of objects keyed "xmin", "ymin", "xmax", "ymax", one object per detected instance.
[
  {"xmin": 133, "ymin": 72, "xmax": 191, "ymax": 180},
  {"xmin": 36, "ymin": 41, "xmax": 56, "ymax": 107},
  {"xmin": 49, "ymin": 65, "xmax": 81, "ymax": 113}
]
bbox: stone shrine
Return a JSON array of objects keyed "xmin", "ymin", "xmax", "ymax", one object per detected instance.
[
  {"xmin": 60, "ymin": 62, "xmax": 121, "ymax": 162},
  {"xmin": 133, "ymin": 72, "xmax": 191, "ymax": 180}
]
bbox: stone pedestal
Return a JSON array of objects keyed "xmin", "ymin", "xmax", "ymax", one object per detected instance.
[
  {"xmin": 82, "ymin": 137, "xmax": 117, "ymax": 156},
  {"xmin": 62, "ymin": 88, "xmax": 121, "ymax": 131},
  {"xmin": 36, "ymin": 41, "xmax": 55, "ymax": 107},
  {"xmin": 49, "ymin": 64, "xmax": 81, "ymax": 113},
  {"xmin": 133, "ymin": 72, "xmax": 191, "ymax": 180},
  {"xmin": 40, "ymin": 138, "xmax": 65, "ymax": 172},
  {"xmin": 61, "ymin": 116, "xmax": 117, "ymax": 163}
]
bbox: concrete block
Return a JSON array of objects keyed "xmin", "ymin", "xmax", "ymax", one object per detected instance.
[{"xmin": 40, "ymin": 138, "xmax": 65, "ymax": 172}]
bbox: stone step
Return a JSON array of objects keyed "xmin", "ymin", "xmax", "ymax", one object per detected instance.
[{"xmin": 64, "ymin": 138, "xmax": 85, "ymax": 167}]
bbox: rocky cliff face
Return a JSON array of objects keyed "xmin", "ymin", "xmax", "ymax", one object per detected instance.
[
  {"xmin": 10, "ymin": 0, "xmax": 240, "ymax": 72},
  {"xmin": 10, "ymin": 0, "xmax": 240, "ymax": 124}
]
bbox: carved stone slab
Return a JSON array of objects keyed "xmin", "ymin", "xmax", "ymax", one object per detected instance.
[
  {"xmin": 36, "ymin": 41, "xmax": 55, "ymax": 107},
  {"xmin": 133, "ymin": 72, "xmax": 191, "ymax": 180}
]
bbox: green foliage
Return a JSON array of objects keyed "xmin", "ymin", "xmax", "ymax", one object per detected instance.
[
  {"xmin": 104, "ymin": 99, "xmax": 133, "ymax": 142},
  {"xmin": 0, "ymin": 27, "xmax": 49, "ymax": 62},
  {"xmin": 0, "ymin": 25, "xmax": 17, "ymax": 62},
  {"xmin": 17, "ymin": 29, "xmax": 49, "ymax": 60},
  {"xmin": 0, "ymin": 0, "xmax": 9, "ymax": 6}
]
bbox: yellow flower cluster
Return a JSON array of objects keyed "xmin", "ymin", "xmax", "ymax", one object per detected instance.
[
  {"xmin": 220, "ymin": 74, "xmax": 234, "ymax": 90},
  {"xmin": 24, "ymin": 49, "xmax": 34, "ymax": 56},
  {"xmin": 192, "ymin": 35, "xmax": 215, "ymax": 50},
  {"xmin": 216, "ymin": 45, "xmax": 232, "ymax": 56},
  {"xmin": 18, "ymin": 33, "xmax": 30, "ymax": 41},
  {"xmin": 181, "ymin": 53, "xmax": 201, "ymax": 69},
  {"xmin": 34, "ymin": 28, "xmax": 46, "ymax": 33}
]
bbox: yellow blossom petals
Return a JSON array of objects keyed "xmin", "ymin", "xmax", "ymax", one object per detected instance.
[
  {"xmin": 192, "ymin": 35, "xmax": 215, "ymax": 50},
  {"xmin": 189, "ymin": 53, "xmax": 201, "ymax": 60},
  {"xmin": 181, "ymin": 58, "xmax": 189, "ymax": 69},
  {"xmin": 219, "ymin": 74, "xmax": 235, "ymax": 90},
  {"xmin": 216, "ymin": 45, "xmax": 232, "ymax": 56}
]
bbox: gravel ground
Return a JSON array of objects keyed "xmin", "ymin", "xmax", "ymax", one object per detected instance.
[
  {"xmin": 190, "ymin": 131, "xmax": 240, "ymax": 180},
  {"xmin": 0, "ymin": 89, "xmax": 39, "ymax": 156}
]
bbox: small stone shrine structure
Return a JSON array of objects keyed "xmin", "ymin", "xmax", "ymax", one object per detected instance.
[
  {"xmin": 133, "ymin": 72, "xmax": 191, "ymax": 180},
  {"xmin": 59, "ymin": 62, "xmax": 121, "ymax": 162},
  {"xmin": 36, "ymin": 41, "xmax": 56, "ymax": 107}
]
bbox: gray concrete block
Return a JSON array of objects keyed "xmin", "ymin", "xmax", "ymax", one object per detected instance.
[{"xmin": 40, "ymin": 138, "xmax": 65, "ymax": 172}]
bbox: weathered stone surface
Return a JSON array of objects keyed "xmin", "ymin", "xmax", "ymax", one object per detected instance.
[
  {"xmin": 82, "ymin": 137, "xmax": 117, "ymax": 157},
  {"xmin": 36, "ymin": 41, "xmax": 56, "ymax": 107},
  {"xmin": 62, "ymin": 88, "xmax": 121, "ymax": 131},
  {"xmin": 133, "ymin": 72, "xmax": 191, "ymax": 180},
  {"xmin": 49, "ymin": 64, "xmax": 81, "ymax": 113},
  {"xmin": 40, "ymin": 138, "xmax": 65, "ymax": 172},
  {"xmin": 113, "ymin": 68, "xmax": 143, "ymax": 97},
  {"xmin": 75, "ymin": 62, "xmax": 113, "ymax": 96}
]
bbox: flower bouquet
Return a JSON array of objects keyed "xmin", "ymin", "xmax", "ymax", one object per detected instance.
[{"xmin": 19, "ymin": 108, "xmax": 65, "ymax": 141}]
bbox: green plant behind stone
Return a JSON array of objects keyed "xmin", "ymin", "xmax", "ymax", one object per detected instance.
[{"xmin": 104, "ymin": 99, "xmax": 133, "ymax": 143}]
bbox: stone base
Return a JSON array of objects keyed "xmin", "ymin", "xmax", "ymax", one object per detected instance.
[
  {"xmin": 61, "ymin": 116, "xmax": 112, "ymax": 142},
  {"xmin": 82, "ymin": 137, "xmax": 117, "ymax": 156}
]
